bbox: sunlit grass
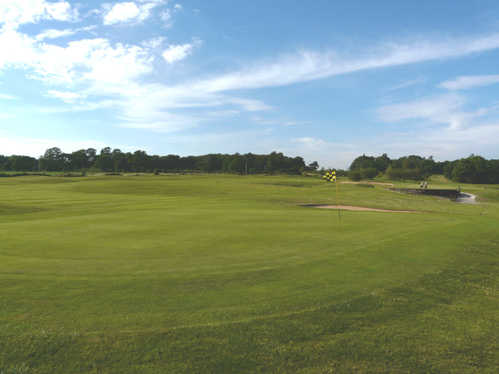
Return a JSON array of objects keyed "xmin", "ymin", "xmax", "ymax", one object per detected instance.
[{"xmin": 0, "ymin": 174, "xmax": 498, "ymax": 373}]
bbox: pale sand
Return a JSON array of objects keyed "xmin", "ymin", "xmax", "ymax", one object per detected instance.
[
  {"xmin": 339, "ymin": 181, "xmax": 394, "ymax": 187},
  {"xmin": 312, "ymin": 205, "xmax": 415, "ymax": 213},
  {"xmin": 456, "ymin": 193, "xmax": 477, "ymax": 204}
]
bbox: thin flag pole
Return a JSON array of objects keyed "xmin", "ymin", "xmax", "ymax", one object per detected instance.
[
  {"xmin": 334, "ymin": 172, "xmax": 341, "ymax": 224},
  {"xmin": 323, "ymin": 170, "xmax": 341, "ymax": 224}
]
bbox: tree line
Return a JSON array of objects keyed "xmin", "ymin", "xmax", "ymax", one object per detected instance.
[
  {"xmin": 2, "ymin": 147, "xmax": 498, "ymax": 183},
  {"xmin": 349, "ymin": 154, "xmax": 499, "ymax": 184},
  {"xmin": 0, "ymin": 147, "xmax": 310, "ymax": 175}
]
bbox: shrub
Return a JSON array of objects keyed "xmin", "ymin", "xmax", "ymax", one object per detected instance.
[
  {"xmin": 360, "ymin": 167, "xmax": 378, "ymax": 179},
  {"xmin": 385, "ymin": 166, "xmax": 424, "ymax": 180},
  {"xmin": 349, "ymin": 168, "xmax": 377, "ymax": 181},
  {"xmin": 349, "ymin": 170, "xmax": 362, "ymax": 181}
]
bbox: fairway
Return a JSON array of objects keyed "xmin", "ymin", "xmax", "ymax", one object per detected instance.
[{"xmin": 1, "ymin": 174, "xmax": 498, "ymax": 373}]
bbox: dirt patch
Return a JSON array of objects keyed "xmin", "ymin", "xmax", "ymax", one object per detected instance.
[{"xmin": 304, "ymin": 204, "xmax": 415, "ymax": 213}]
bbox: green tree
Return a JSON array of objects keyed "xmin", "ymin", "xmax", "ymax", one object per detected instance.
[
  {"xmin": 70, "ymin": 149, "xmax": 89, "ymax": 170},
  {"xmin": 40, "ymin": 147, "xmax": 64, "ymax": 171},
  {"xmin": 96, "ymin": 147, "xmax": 113, "ymax": 172}
]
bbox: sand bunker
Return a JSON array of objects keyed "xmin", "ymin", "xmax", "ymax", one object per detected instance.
[
  {"xmin": 306, "ymin": 204, "xmax": 414, "ymax": 213},
  {"xmin": 340, "ymin": 181, "xmax": 394, "ymax": 187},
  {"xmin": 456, "ymin": 193, "xmax": 477, "ymax": 204}
]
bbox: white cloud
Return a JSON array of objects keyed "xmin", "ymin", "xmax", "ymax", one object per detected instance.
[
  {"xmin": 74, "ymin": 40, "xmax": 153, "ymax": 84},
  {"xmin": 0, "ymin": 29, "xmax": 39, "ymax": 71},
  {"xmin": 162, "ymin": 43, "xmax": 193, "ymax": 63},
  {"xmin": 0, "ymin": 0, "xmax": 77, "ymax": 30},
  {"xmin": 174, "ymin": 4, "xmax": 183, "ymax": 10},
  {"xmin": 103, "ymin": 2, "xmax": 140, "ymax": 25},
  {"xmin": 0, "ymin": 30, "xmax": 154, "ymax": 85},
  {"xmin": 439, "ymin": 74, "xmax": 499, "ymax": 90},
  {"xmin": 293, "ymin": 137, "xmax": 328, "ymax": 148},
  {"xmin": 46, "ymin": 90, "xmax": 87, "ymax": 103},
  {"xmin": 36, "ymin": 28, "xmax": 76, "ymax": 41},
  {"xmin": 103, "ymin": 1, "xmax": 164, "ymax": 25},
  {"xmin": 44, "ymin": 1, "xmax": 75, "ymax": 22},
  {"xmin": 141, "ymin": 36, "xmax": 165, "ymax": 49}
]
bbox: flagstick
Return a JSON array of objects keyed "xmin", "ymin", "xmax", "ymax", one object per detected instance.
[
  {"xmin": 336, "ymin": 177, "xmax": 341, "ymax": 224},
  {"xmin": 323, "ymin": 171, "xmax": 341, "ymax": 225}
]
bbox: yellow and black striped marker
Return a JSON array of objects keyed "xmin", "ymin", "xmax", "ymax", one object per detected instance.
[{"xmin": 322, "ymin": 170, "xmax": 336, "ymax": 182}]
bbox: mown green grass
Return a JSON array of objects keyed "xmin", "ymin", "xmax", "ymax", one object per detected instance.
[{"xmin": 0, "ymin": 174, "xmax": 498, "ymax": 373}]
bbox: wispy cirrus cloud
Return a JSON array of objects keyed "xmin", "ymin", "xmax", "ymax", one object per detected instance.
[
  {"xmin": 35, "ymin": 28, "xmax": 76, "ymax": 40},
  {"xmin": 187, "ymin": 33, "xmax": 499, "ymax": 93},
  {"xmin": 376, "ymin": 93, "xmax": 499, "ymax": 130},
  {"xmin": 439, "ymin": 74, "xmax": 499, "ymax": 90},
  {"xmin": 117, "ymin": 32, "xmax": 499, "ymax": 131},
  {"xmin": 387, "ymin": 77, "xmax": 426, "ymax": 91},
  {"xmin": 35, "ymin": 26, "xmax": 96, "ymax": 41},
  {"xmin": 377, "ymin": 94, "xmax": 466, "ymax": 128},
  {"xmin": 377, "ymin": 92, "xmax": 499, "ymax": 131}
]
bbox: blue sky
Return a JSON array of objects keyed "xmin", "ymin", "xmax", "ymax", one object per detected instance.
[{"xmin": 1, "ymin": 0, "xmax": 499, "ymax": 168}]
